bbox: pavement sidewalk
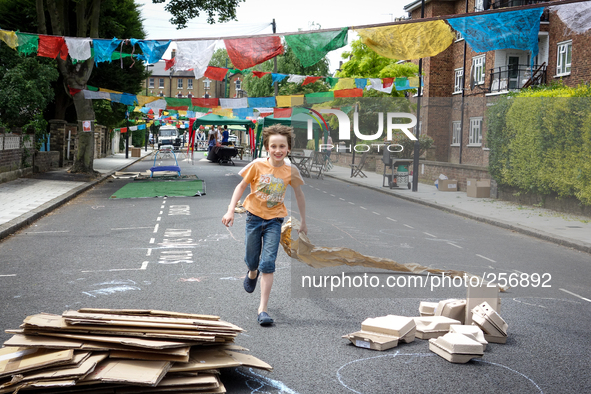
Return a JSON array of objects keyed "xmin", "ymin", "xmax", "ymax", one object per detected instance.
[
  {"xmin": 0, "ymin": 151, "xmax": 589, "ymax": 254},
  {"xmin": 0, "ymin": 148, "xmax": 154, "ymax": 240}
]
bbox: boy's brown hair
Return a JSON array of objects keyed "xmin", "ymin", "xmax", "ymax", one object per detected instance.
[{"xmin": 262, "ymin": 125, "xmax": 295, "ymax": 151}]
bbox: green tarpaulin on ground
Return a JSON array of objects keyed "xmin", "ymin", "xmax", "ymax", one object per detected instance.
[{"xmin": 111, "ymin": 180, "xmax": 205, "ymax": 198}]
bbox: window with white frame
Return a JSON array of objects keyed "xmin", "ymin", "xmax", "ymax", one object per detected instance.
[
  {"xmin": 556, "ymin": 40, "xmax": 572, "ymax": 76},
  {"xmin": 455, "ymin": 31, "xmax": 463, "ymax": 41},
  {"xmin": 472, "ymin": 55, "xmax": 486, "ymax": 86},
  {"xmin": 187, "ymin": 79, "xmax": 193, "ymax": 89},
  {"xmin": 454, "ymin": 69, "xmax": 464, "ymax": 93},
  {"xmin": 149, "ymin": 78, "xmax": 154, "ymax": 88},
  {"xmin": 452, "ymin": 121, "xmax": 461, "ymax": 145},
  {"xmin": 235, "ymin": 79, "xmax": 241, "ymax": 90},
  {"xmin": 159, "ymin": 78, "xmax": 165, "ymax": 88},
  {"xmin": 475, "ymin": 0, "xmax": 484, "ymax": 12},
  {"xmin": 177, "ymin": 79, "xmax": 183, "ymax": 89},
  {"xmin": 203, "ymin": 78, "xmax": 211, "ymax": 89},
  {"xmin": 469, "ymin": 117, "xmax": 483, "ymax": 146}
]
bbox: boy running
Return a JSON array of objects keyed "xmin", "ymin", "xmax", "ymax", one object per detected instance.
[{"xmin": 222, "ymin": 125, "xmax": 307, "ymax": 326}]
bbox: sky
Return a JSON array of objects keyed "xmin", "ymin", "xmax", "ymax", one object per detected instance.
[{"xmin": 136, "ymin": 0, "xmax": 411, "ymax": 73}]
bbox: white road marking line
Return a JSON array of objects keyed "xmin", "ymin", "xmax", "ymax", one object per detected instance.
[
  {"xmin": 339, "ymin": 198, "xmax": 345, "ymax": 201},
  {"xmin": 360, "ymin": 206, "xmax": 367, "ymax": 210},
  {"xmin": 111, "ymin": 227, "xmax": 152, "ymax": 231},
  {"xmin": 447, "ymin": 242, "xmax": 463, "ymax": 249},
  {"xmin": 489, "ymin": 265, "xmax": 495, "ymax": 269},
  {"xmin": 323, "ymin": 191, "xmax": 327, "ymax": 193},
  {"xmin": 82, "ymin": 261, "xmax": 149, "ymax": 273},
  {"xmin": 423, "ymin": 232, "xmax": 437, "ymax": 238},
  {"xmin": 372, "ymin": 212, "xmax": 380, "ymax": 215},
  {"xmin": 330, "ymin": 194, "xmax": 335, "ymax": 197},
  {"xmin": 513, "ymin": 269, "xmax": 524, "ymax": 274},
  {"xmin": 0, "ymin": 274, "xmax": 16, "ymax": 277},
  {"xmin": 157, "ymin": 217, "xmax": 161, "ymax": 221},
  {"xmin": 24, "ymin": 230, "xmax": 70, "ymax": 234},
  {"xmin": 160, "ymin": 205, "xmax": 165, "ymax": 209},
  {"xmin": 153, "ymin": 224, "xmax": 159, "ymax": 233},
  {"xmin": 149, "ymin": 238, "xmax": 155, "ymax": 244},
  {"xmin": 146, "ymin": 249, "xmax": 152, "ymax": 256},
  {"xmin": 403, "ymin": 224, "xmax": 414, "ymax": 229},
  {"xmin": 348, "ymin": 202, "xmax": 355, "ymax": 205},
  {"xmin": 476, "ymin": 254, "xmax": 496, "ymax": 263},
  {"xmin": 159, "ymin": 211, "xmax": 163, "ymax": 215},
  {"xmin": 559, "ymin": 288, "xmax": 591, "ymax": 303},
  {"xmin": 387, "ymin": 217, "xmax": 397, "ymax": 222}
]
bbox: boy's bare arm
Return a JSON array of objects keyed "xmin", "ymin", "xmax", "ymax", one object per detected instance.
[
  {"xmin": 222, "ymin": 180, "xmax": 248, "ymax": 227},
  {"xmin": 293, "ymin": 185, "xmax": 307, "ymax": 235}
]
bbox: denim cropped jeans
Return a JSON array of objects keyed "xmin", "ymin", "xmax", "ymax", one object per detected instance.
[{"xmin": 244, "ymin": 212, "xmax": 284, "ymax": 274}]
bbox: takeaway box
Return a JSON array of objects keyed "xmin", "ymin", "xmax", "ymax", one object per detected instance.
[
  {"xmin": 471, "ymin": 301, "xmax": 508, "ymax": 343},
  {"xmin": 413, "ymin": 316, "xmax": 461, "ymax": 339},
  {"xmin": 419, "ymin": 301, "xmax": 438, "ymax": 317},
  {"xmin": 343, "ymin": 315, "xmax": 416, "ymax": 351},
  {"xmin": 434, "ymin": 299, "xmax": 466, "ymax": 324},
  {"xmin": 467, "ymin": 178, "xmax": 491, "ymax": 198},
  {"xmin": 429, "ymin": 333, "xmax": 484, "ymax": 363}
]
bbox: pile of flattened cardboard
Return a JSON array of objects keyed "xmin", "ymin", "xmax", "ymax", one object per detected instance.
[
  {"xmin": 0, "ymin": 309, "xmax": 271, "ymax": 393},
  {"xmin": 344, "ymin": 286, "xmax": 509, "ymax": 364}
]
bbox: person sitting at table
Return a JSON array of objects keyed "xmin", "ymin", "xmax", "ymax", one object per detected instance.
[{"xmin": 208, "ymin": 133, "xmax": 216, "ymax": 154}]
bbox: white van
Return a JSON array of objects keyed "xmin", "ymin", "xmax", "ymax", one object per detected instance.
[{"xmin": 158, "ymin": 126, "xmax": 181, "ymax": 149}]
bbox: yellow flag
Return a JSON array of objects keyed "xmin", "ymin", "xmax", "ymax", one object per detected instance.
[
  {"xmin": 355, "ymin": 20, "xmax": 454, "ymax": 60},
  {"xmin": 99, "ymin": 88, "xmax": 122, "ymax": 94},
  {"xmin": 276, "ymin": 95, "xmax": 305, "ymax": 108},
  {"xmin": 0, "ymin": 30, "xmax": 18, "ymax": 49},
  {"xmin": 333, "ymin": 78, "xmax": 356, "ymax": 90},
  {"xmin": 137, "ymin": 95, "xmax": 161, "ymax": 108},
  {"xmin": 212, "ymin": 107, "xmax": 233, "ymax": 117}
]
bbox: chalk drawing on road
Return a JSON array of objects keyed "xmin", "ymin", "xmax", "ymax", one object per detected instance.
[
  {"xmin": 336, "ymin": 351, "xmax": 543, "ymax": 394},
  {"xmin": 513, "ymin": 297, "xmax": 581, "ymax": 309},
  {"xmin": 82, "ymin": 279, "xmax": 141, "ymax": 297},
  {"xmin": 236, "ymin": 368, "xmax": 300, "ymax": 394},
  {"xmin": 179, "ymin": 277, "xmax": 206, "ymax": 282},
  {"xmin": 81, "ymin": 261, "xmax": 148, "ymax": 273},
  {"xmin": 0, "ymin": 274, "xmax": 16, "ymax": 277},
  {"xmin": 110, "ymin": 227, "xmax": 153, "ymax": 231}
]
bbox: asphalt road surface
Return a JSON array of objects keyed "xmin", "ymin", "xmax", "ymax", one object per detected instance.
[{"xmin": 1, "ymin": 153, "xmax": 589, "ymax": 393}]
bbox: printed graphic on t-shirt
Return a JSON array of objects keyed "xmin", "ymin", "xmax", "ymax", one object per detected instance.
[{"xmin": 255, "ymin": 173, "xmax": 286, "ymax": 208}]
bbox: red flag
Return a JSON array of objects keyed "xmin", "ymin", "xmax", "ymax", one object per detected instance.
[
  {"xmin": 302, "ymin": 76, "xmax": 322, "ymax": 86},
  {"xmin": 204, "ymin": 66, "xmax": 228, "ymax": 81},
  {"xmin": 252, "ymin": 71, "xmax": 271, "ymax": 78},
  {"xmin": 333, "ymin": 88, "xmax": 364, "ymax": 98},
  {"xmin": 120, "ymin": 127, "xmax": 128, "ymax": 133},
  {"xmin": 68, "ymin": 86, "xmax": 82, "ymax": 96},
  {"xmin": 382, "ymin": 78, "xmax": 394, "ymax": 88},
  {"xmin": 38, "ymin": 35, "xmax": 68, "ymax": 60},
  {"xmin": 225, "ymin": 37, "xmax": 284, "ymax": 70},
  {"xmin": 273, "ymin": 108, "xmax": 292, "ymax": 118},
  {"xmin": 164, "ymin": 57, "xmax": 175, "ymax": 71},
  {"xmin": 191, "ymin": 98, "xmax": 219, "ymax": 108}
]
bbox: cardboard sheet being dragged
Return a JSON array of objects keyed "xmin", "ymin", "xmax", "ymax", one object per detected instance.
[
  {"xmin": 281, "ymin": 218, "xmax": 506, "ymax": 291},
  {"xmin": 0, "ymin": 309, "xmax": 271, "ymax": 393}
]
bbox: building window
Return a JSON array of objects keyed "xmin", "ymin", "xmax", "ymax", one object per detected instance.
[
  {"xmin": 455, "ymin": 31, "xmax": 463, "ymax": 41},
  {"xmin": 188, "ymin": 79, "xmax": 193, "ymax": 89},
  {"xmin": 203, "ymin": 78, "xmax": 211, "ymax": 90},
  {"xmin": 159, "ymin": 78, "xmax": 164, "ymax": 88},
  {"xmin": 187, "ymin": 93, "xmax": 193, "ymax": 99},
  {"xmin": 454, "ymin": 69, "xmax": 464, "ymax": 93},
  {"xmin": 452, "ymin": 121, "xmax": 461, "ymax": 145},
  {"xmin": 475, "ymin": 0, "xmax": 484, "ymax": 12},
  {"xmin": 177, "ymin": 79, "xmax": 183, "ymax": 89},
  {"xmin": 235, "ymin": 79, "xmax": 241, "ymax": 90},
  {"xmin": 149, "ymin": 78, "xmax": 154, "ymax": 88},
  {"xmin": 177, "ymin": 92, "xmax": 183, "ymax": 98},
  {"xmin": 472, "ymin": 55, "xmax": 486, "ymax": 86},
  {"xmin": 469, "ymin": 117, "xmax": 483, "ymax": 146},
  {"xmin": 556, "ymin": 40, "xmax": 572, "ymax": 76}
]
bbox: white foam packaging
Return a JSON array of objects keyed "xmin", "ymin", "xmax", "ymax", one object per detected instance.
[
  {"xmin": 449, "ymin": 324, "xmax": 488, "ymax": 351},
  {"xmin": 344, "ymin": 315, "xmax": 416, "ymax": 351},
  {"xmin": 429, "ymin": 333, "xmax": 484, "ymax": 363},
  {"xmin": 419, "ymin": 302, "xmax": 438, "ymax": 317},
  {"xmin": 471, "ymin": 302, "xmax": 508, "ymax": 343},
  {"xmin": 413, "ymin": 316, "xmax": 461, "ymax": 339},
  {"xmin": 435, "ymin": 299, "xmax": 466, "ymax": 324}
]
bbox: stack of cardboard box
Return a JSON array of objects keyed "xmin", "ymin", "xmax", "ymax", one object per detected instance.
[
  {"xmin": 0, "ymin": 309, "xmax": 272, "ymax": 393},
  {"xmin": 343, "ymin": 315, "xmax": 416, "ymax": 351}
]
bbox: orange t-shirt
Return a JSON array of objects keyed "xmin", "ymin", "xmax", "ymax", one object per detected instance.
[{"xmin": 239, "ymin": 158, "xmax": 304, "ymax": 220}]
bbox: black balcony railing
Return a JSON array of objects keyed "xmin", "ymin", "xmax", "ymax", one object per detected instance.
[
  {"xmin": 489, "ymin": 0, "xmax": 550, "ymax": 20},
  {"xmin": 488, "ymin": 63, "xmax": 547, "ymax": 93}
]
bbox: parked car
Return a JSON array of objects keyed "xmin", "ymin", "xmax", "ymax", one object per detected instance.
[{"xmin": 158, "ymin": 126, "xmax": 181, "ymax": 149}]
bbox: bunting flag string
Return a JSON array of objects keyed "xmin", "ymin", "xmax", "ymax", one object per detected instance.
[
  {"xmin": 0, "ymin": 29, "xmax": 18, "ymax": 49},
  {"xmin": 225, "ymin": 36, "xmax": 284, "ymax": 70},
  {"xmin": 204, "ymin": 66, "xmax": 229, "ymax": 81},
  {"xmin": 38, "ymin": 35, "xmax": 68, "ymax": 60},
  {"xmin": 284, "ymin": 27, "xmax": 349, "ymax": 67}
]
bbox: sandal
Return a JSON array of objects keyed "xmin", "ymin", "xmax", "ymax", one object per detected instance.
[
  {"xmin": 243, "ymin": 270, "xmax": 259, "ymax": 293},
  {"xmin": 257, "ymin": 311, "xmax": 274, "ymax": 326}
]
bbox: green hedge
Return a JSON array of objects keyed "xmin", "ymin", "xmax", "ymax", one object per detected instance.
[{"xmin": 487, "ymin": 83, "xmax": 591, "ymax": 205}]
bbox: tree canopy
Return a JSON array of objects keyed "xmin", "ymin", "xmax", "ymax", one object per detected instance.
[{"xmin": 153, "ymin": 0, "xmax": 244, "ymax": 29}]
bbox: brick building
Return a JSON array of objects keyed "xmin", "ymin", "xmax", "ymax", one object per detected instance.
[
  {"xmin": 403, "ymin": 0, "xmax": 591, "ymax": 169},
  {"xmin": 143, "ymin": 58, "xmax": 244, "ymax": 100}
]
